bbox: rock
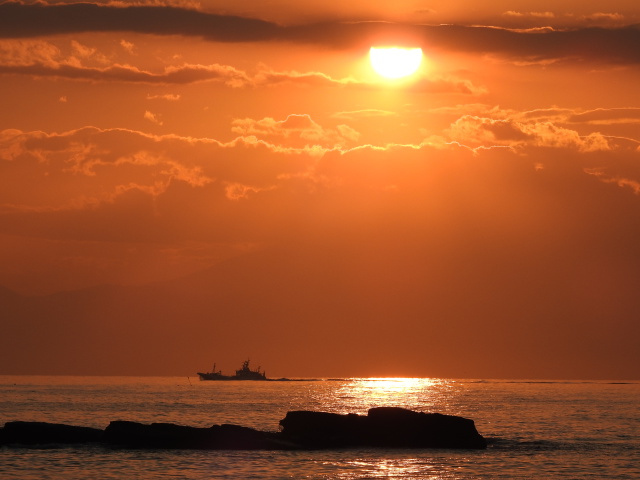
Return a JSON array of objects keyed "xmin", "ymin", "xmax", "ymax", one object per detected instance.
[
  {"xmin": 103, "ymin": 421, "xmax": 293, "ymax": 450},
  {"xmin": 366, "ymin": 407, "xmax": 487, "ymax": 449},
  {"xmin": 1, "ymin": 408, "xmax": 486, "ymax": 450},
  {"xmin": 279, "ymin": 407, "xmax": 487, "ymax": 449},
  {"xmin": 278, "ymin": 411, "xmax": 365, "ymax": 448},
  {"xmin": 0, "ymin": 421, "xmax": 103, "ymax": 446}
]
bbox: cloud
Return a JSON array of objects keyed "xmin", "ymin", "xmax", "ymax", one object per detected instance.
[
  {"xmin": 0, "ymin": 1, "xmax": 280, "ymax": 41},
  {"xmin": 0, "ymin": 59, "xmax": 250, "ymax": 85},
  {"xmin": 120, "ymin": 39, "xmax": 136, "ymax": 54},
  {"xmin": 70, "ymin": 40, "xmax": 97, "ymax": 59},
  {"xmin": 331, "ymin": 109, "xmax": 398, "ymax": 120},
  {"xmin": 566, "ymin": 108, "xmax": 640, "ymax": 125},
  {"xmin": 0, "ymin": 127, "xmax": 216, "ymax": 212},
  {"xmin": 2, "ymin": 119, "xmax": 640, "ymax": 309},
  {"xmin": 585, "ymin": 168, "xmax": 640, "ymax": 195},
  {"xmin": 231, "ymin": 114, "xmax": 360, "ymax": 147},
  {"xmin": 423, "ymin": 24, "xmax": 640, "ymax": 65},
  {"xmin": 500, "ymin": 10, "xmax": 628, "ymax": 29},
  {"xmin": 418, "ymin": 105, "xmax": 640, "ymax": 153},
  {"xmin": 0, "ymin": 42, "xmax": 483, "ymax": 93},
  {"xmin": 1, "ymin": 107, "xmax": 637, "ymax": 241},
  {"xmin": 503, "ymin": 11, "xmax": 555, "ymax": 19},
  {"xmin": 143, "ymin": 110, "xmax": 163, "ymax": 125},
  {"xmin": 580, "ymin": 12, "xmax": 626, "ymax": 24},
  {"xmin": 409, "ymin": 76, "xmax": 487, "ymax": 95},
  {"xmin": 496, "ymin": 107, "xmax": 640, "ymax": 148},
  {"xmin": 478, "ymin": 106, "xmax": 640, "ymax": 133},
  {"xmin": 446, "ymin": 115, "xmax": 611, "ymax": 152},
  {"xmin": 224, "ymin": 182, "xmax": 274, "ymax": 201},
  {"xmin": 2, "ymin": 2, "xmax": 640, "ymax": 65},
  {"xmin": 0, "ymin": 38, "xmax": 250, "ymax": 84},
  {"xmin": 252, "ymin": 67, "xmax": 360, "ymax": 88},
  {"xmin": 0, "ymin": 122, "xmax": 356, "ymax": 219},
  {"xmin": 503, "ymin": 11, "xmax": 626, "ymax": 24},
  {"xmin": 107, "ymin": 0, "xmax": 202, "ymax": 7},
  {"xmin": 0, "ymin": 38, "xmax": 107, "ymax": 70},
  {"xmin": 147, "ymin": 93, "xmax": 181, "ymax": 101},
  {"xmin": 0, "ymin": 39, "xmax": 61, "ymax": 67},
  {"xmin": 252, "ymin": 66, "xmax": 485, "ymax": 94}
]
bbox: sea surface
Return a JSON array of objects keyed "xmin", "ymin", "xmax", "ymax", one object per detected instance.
[{"xmin": 0, "ymin": 376, "xmax": 638, "ymax": 479}]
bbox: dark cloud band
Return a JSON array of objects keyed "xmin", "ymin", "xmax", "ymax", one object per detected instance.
[
  {"xmin": 1, "ymin": 1, "xmax": 640, "ymax": 63},
  {"xmin": 0, "ymin": 1, "xmax": 280, "ymax": 41}
]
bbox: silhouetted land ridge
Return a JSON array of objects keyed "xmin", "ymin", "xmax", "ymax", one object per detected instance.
[{"xmin": 0, "ymin": 407, "xmax": 486, "ymax": 450}]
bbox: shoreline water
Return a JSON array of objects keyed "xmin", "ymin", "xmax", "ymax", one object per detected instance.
[{"xmin": 1, "ymin": 376, "xmax": 638, "ymax": 479}]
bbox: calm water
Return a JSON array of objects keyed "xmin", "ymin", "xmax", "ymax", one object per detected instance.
[{"xmin": 0, "ymin": 376, "xmax": 638, "ymax": 479}]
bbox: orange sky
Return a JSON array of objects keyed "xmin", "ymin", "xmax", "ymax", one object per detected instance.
[{"xmin": 1, "ymin": 0, "xmax": 639, "ymax": 380}]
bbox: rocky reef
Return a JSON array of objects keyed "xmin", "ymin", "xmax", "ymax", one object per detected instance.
[
  {"xmin": 0, "ymin": 421, "xmax": 103, "ymax": 445},
  {"xmin": 102, "ymin": 421, "xmax": 293, "ymax": 450},
  {"xmin": 0, "ymin": 407, "xmax": 486, "ymax": 450},
  {"xmin": 280, "ymin": 407, "xmax": 487, "ymax": 449}
]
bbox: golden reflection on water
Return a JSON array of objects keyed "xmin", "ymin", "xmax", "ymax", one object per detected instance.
[
  {"xmin": 330, "ymin": 377, "xmax": 447, "ymax": 415},
  {"xmin": 355, "ymin": 377, "xmax": 434, "ymax": 391},
  {"xmin": 329, "ymin": 455, "xmax": 446, "ymax": 480}
]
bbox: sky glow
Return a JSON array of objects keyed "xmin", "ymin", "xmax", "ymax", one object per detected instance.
[{"xmin": 0, "ymin": 0, "xmax": 639, "ymax": 380}]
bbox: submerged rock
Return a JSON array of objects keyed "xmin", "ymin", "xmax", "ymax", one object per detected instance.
[
  {"xmin": 0, "ymin": 421, "xmax": 103, "ymax": 446},
  {"xmin": 279, "ymin": 407, "xmax": 487, "ymax": 449}
]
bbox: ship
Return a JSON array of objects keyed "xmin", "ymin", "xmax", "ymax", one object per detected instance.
[{"xmin": 197, "ymin": 360, "xmax": 267, "ymax": 381}]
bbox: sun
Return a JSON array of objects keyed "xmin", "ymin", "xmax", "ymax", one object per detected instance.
[{"xmin": 369, "ymin": 47, "xmax": 423, "ymax": 79}]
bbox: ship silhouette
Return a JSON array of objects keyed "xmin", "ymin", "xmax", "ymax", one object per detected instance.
[{"xmin": 197, "ymin": 360, "xmax": 267, "ymax": 381}]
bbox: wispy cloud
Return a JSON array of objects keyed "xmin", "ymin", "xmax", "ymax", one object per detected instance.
[
  {"xmin": 0, "ymin": 40, "xmax": 485, "ymax": 93},
  {"xmin": 580, "ymin": 12, "xmax": 626, "ymax": 24},
  {"xmin": 252, "ymin": 67, "xmax": 360, "ymax": 88},
  {"xmin": 446, "ymin": 115, "xmax": 611, "ymax": 152},
  {"xmin": 143, "ymin": 110, "xmax": 163, "ymax": 125},
  {"xmin": 566, "ymin": 108, "xmax": 640, "ymax": 125},
  {"xmin": 331, "ymin": 109, "xmax": 399, "ymax": 120},
  {"xmin": 0, "ymin": 58, "xmax": 250, "ymax": 86},
  {"xmin": 146, "ymin": 93, "xmax": 181, "ymax": 101},
  {"xmin": 503, "ymin": 11, "xmax": 555, "ymax": 19},
  {"xmin": 231, "ymin": 114, "xmax": 360, "ymax": 147},
  {"xmin": 1, "ymin": 108, "xmax": 634, "ymax": 218}
]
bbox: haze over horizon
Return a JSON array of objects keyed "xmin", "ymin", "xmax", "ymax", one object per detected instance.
[{"xmin": 1, "ymin": 0, "xmax": 639, "ymax": 380}]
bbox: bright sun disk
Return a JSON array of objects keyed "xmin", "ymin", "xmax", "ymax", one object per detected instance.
[{"xmin": 370, "ymin": 47, "xmax": 423, "ymax": 79}]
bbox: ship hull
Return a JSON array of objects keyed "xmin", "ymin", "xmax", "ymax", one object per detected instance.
[{"xmin": 197, "ymin": 372, "xmax": 268, "ymax": 381}]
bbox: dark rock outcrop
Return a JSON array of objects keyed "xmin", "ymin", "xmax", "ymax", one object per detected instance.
[
  {"xmin": 279, "ymin": 407, "xmax": 487, "ymax": 449},
  {"xmin": 1, "ymin": 408, "xmax": 486, "ymax": 450},
  {"xmin": 0, "ymin": 421, "xmax": 103, "ymax": 446},
  {"xmin": 103, "ymin": 421, "xmax": 293, "ymax": 450}
]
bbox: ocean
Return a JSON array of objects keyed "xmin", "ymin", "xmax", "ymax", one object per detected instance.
[{"xmin": 0, "ymin": 376, "xmax": 637, "ymax": 479}]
